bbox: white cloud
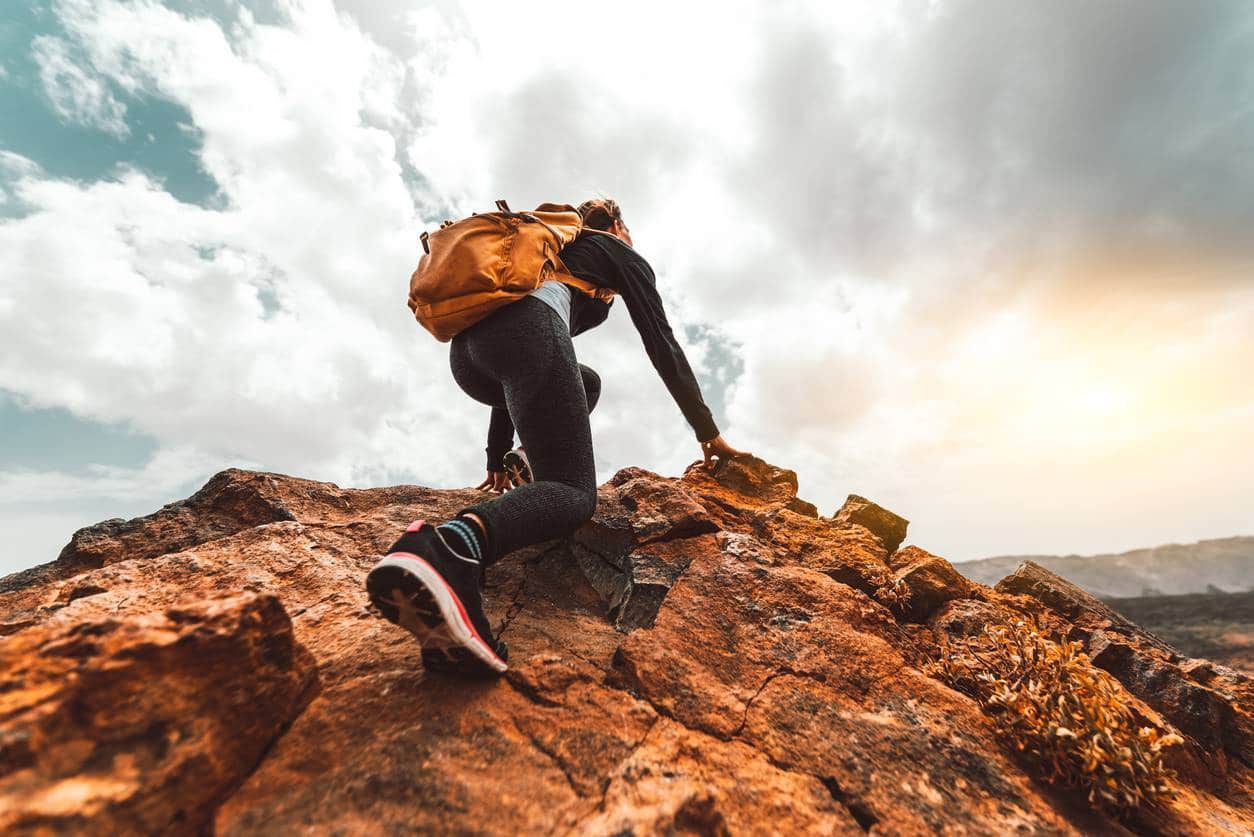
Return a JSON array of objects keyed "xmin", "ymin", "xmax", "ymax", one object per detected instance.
[
  {"xmin": 2, "ymin": 0, "xmax": 474, "ymax": 500},
  {"xmin": 31, "ymin": 35, "xmax": 130, "ymax": 138},
  {"xmin": 0, "ymin": 152, "xmax": 40, "ymax": 178},
  {"xmin": 3, "ymin": 0, "xmax": 1253, "ymax": 569},
  {"xmin": 0, "ymin": 152, "xmax": 41, "ymax": 209}
]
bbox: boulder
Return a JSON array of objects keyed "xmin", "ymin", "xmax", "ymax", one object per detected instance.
[
  {"xmin": 998, "ymin": 560, "xmax": 1254, "ymax": 771},
  {"xmin": 0, "ymin": 593, "xmax": 315, "ymax": 835},
  {"xmin": 682, "ymin": 455, "xmax": 802, "ymax": 507},
  {"xmin": 891, "ymin": 545, "xmax": 981, "ymax": 620},
  {"xmin": 996, "ymin": 560, "xmax": 1169, "ymax": 648},
  {"xmin": 831, "ymin": 494, "xmax": 910, "ymax": 553},
  {"xmin": 55, "ymin": 469, "xmax": 299, "ymax": 568}
]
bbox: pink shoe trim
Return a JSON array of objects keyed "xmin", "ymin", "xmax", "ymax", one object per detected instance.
[{"xmin": 385, "ymin": 551, "xmax": 505, "ymax": 668}]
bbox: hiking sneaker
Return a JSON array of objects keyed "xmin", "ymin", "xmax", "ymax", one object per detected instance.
[
  {"xmin": 502, "ymin": 446, "xmax": 532, "ymax": 488},
  {"xmin": 366, "ymin": 519, "xmax": 508, "ymax": 676}
]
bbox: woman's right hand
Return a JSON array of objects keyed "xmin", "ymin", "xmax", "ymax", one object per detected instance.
[
  {"xmin": 700, "ymin": 435, "xmax": 749, "ymax": 473},
  {"xmin": 476, "ymin": 470, "xmax": 511, "ymax": 493}
]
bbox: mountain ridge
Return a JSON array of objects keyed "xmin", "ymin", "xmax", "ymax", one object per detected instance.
[
  {"xmin": 1, "ymin": 458, "xmax": 1251, "ymax": 834},
  {"xmin": 957, "ymin": 536, "xmax": 1254, "ymax": 597}
]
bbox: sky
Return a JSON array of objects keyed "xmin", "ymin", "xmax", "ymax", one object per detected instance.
[{"xmin": 1, "ymin": 0, "xmax": 1252, "ymax": 575}]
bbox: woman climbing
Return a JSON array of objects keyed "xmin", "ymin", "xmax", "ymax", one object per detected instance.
[{"xmin": 365, "ymin": 198, "xmax": 748, "ymax": 675}]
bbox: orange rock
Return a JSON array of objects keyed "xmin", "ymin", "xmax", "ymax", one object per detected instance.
[
  {"xmin": 0, "ymin": 593, "xmax": 315, "ymax": 834},
  {"xmin": 832, "ymin": 493, "xmax": 910, "ymax": 553},
  {"xmin": 0, "ymin": 463, "xmax": 1249, "ymax": 834},
  {"xmin": 999, "ymin": 560, "xmax": 1254, "ymax": 773},
  {"xmin": 579, "ymin": 718, "xmax": 864, "ymax": 835},
  {"xmin": 891, "ymin": 545, "xmax": 982, "ymax": 621}
]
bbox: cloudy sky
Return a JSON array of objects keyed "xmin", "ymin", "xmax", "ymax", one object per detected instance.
[{"xmin": 2, "ymin": 0, "xmax": 1252, "ymax": 575}]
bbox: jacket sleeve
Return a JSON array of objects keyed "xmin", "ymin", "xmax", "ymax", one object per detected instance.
[
  {"xmin": 613, "ymin": 253, "xmax": 720, "ymax": 443},
  {"xmin": 485, "ymin": 407, "xmax": 515, "ymax": 471}
]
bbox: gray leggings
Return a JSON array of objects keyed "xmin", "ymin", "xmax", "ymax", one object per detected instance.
[{"xmin": 450, "ymin": 296, "xmax": 599, "ymax": 565}]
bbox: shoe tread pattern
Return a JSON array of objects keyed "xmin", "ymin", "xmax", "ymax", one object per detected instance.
[{"xmin": 366, "ymin": 563, "xmax": 506, "ymax": 677}]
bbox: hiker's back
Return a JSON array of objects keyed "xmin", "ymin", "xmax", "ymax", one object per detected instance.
[{"xmin": 407, "ymin": 201, "xmax": 614, "ymax": 342}]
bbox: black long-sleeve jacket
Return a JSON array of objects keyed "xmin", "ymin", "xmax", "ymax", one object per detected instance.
[{"xmin": 483, "ymin": 233, "xmax": 719, "ymax": 469}]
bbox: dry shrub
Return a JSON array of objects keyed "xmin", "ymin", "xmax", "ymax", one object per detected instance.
[
  {"xmin": 927, "ymin": 618, "xmax": 1182, "ymax": 813},
  {"xmin": 873, "ymin": 575, "xmax": 912, "ymax": 614}
]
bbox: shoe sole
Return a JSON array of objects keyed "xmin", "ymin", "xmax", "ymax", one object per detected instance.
[
  {"xmin": 366, "ymin": 554, "xmax": 508, "ymax": 675},
  {"xmin": 502, "ymin": 450, "xmax": 532, "ymax": 487}
]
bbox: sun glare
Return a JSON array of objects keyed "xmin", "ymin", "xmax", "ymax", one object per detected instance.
[{"xmin": 1074, "ymin": 387, "xmax": 1127, "ymax": 419}]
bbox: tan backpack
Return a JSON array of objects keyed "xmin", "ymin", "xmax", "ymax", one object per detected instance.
[{"xmin": 407, "ymin": 200, "xmax": 617, "ymax": 342}]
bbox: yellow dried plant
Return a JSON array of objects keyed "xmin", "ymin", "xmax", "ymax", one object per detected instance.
[
  {"xmin": 873, "ymin": 574, "xmax": 912, "ymax": 614},
  {"xmin": 926, "ymin": 618, "xmax": 1182, "ymax": 813}
]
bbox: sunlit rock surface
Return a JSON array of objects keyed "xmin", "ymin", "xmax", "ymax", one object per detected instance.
[{"xmin": 1, "ymin": 458, "xmax": 1251, "ymax": 834}]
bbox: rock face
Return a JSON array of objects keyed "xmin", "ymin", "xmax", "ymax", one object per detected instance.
[
  {"xmin": 1, "ymin": 459, "xmax": 1252, "ymax": 834},
  {"xmin": 0, "ymin": 594, "xmax": 314, "ymax": 834},
  {"xmin": 998, "ymin": 561, "xmax": 1254, "ymax": 774},
  {"xmin": 830, "ymin": 493, "xmax": 910, "ymax": 554}
]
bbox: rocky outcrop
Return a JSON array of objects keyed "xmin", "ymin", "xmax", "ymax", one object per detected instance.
[
  {"xmin": 889, "ymin": 545, "xmax": 981, "ymax": 621},
  {"xmin": 1, "ymin": 457, "xmax": 1251, "ymax": 834},
  {"xmin": 0, "ymin": 594, "xmax": 314, "ymax": 834},
  {"xmin": 830, "ymin": 493, "xmax": 910, "ymax": 554},
  {"xmin": 998, "ymin": 561, "xmax": 1254, "ymax": 774},
  {"xmin": 56, "ymin": 469, "xmax": 300, "ymax": 568}
]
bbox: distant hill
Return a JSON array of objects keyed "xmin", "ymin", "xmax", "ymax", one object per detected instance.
[{"xmin": 955, "ymin": 536, "xmax": 1254, "ymax": 598}]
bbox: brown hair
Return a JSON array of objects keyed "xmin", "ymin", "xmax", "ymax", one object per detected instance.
[{"xmin": 577, "ymin": 198, "xmax": 623, "ymax": 231}]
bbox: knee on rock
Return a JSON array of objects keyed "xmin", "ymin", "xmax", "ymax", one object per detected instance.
[{"xmin": 575, "ymin": 487, "xmax": 597, "ymax": 524}]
